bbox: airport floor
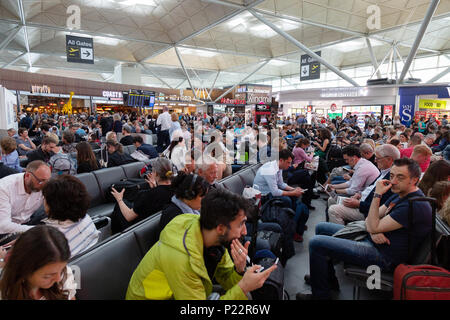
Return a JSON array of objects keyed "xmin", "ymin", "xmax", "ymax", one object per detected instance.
[{"xmin": 283, "ymin": 195, "xmax": 392, "ymax": 300}]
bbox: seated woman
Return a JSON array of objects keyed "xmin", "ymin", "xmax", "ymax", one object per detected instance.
[
  {"xmin": 0, "ymin": 136, "xmax": 23, "ymax": 172},
  {"xmin": 162, "ymin": 133, "xmax": 186, "ymax": 172},
  {"xmin": 158, "ymin": 172, "xmax": 209, "ymax": 234},
  {"xmin": 0, "ymin": 225, "xmax": 77, "ymax": 300},
  {"xmin": 418, "ymin": 160, "xmax": 450, "ymax": 196},
  {"xmin": 76, "ymin": 141, "xmax": 100, "ymax": 174},
  {"xmin": 110, "ymin": 158, "xmax": 175, "ymax": 233},
  {"xmin": 42, "ymin": 175, "xmax": 99, "ymax": 257},
  {"xmin": 106, "ymin": 141, "xmax": 136, "ymax": 168},
  {"xmin": 433, "ymin": 181, "xmax": 450, "ymax": 226}
]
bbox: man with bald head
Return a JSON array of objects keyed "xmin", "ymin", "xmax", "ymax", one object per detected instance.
[{"xmin": 0, "ymin": 160, "xmax": 51, "ymax": 235}]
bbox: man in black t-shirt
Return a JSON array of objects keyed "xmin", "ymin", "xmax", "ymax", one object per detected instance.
[
  {"xmin": 119, "ymin": 125, "xmax": 134, "ymax": 146},
  {"xmin": 297, "ymin": 158, "xmax": 432, "ymax": 300}
]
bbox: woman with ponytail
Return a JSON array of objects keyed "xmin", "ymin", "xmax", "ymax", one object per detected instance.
[
  {"xmin": 110, "ymin": 157, "xmax": 175, "ymax": 233},
  {"xmin": 162, "ymin": 131, "xmax": 187, "ymax": 172}
]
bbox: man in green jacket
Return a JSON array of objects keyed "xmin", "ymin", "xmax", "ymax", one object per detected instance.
[{"xmin": 126, "ymin": 189, "xmax": 277, "ymax": 300}]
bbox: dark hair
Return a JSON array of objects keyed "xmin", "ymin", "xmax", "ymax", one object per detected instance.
[
  {"xmin": 171, "ymin": 172, "xmax": 209, "ymax": 200},
  {"xmin": 389, "ymin": 138, "xmax": 400, "ymax": 146},
  {"xmin": 418, "ymin": 160, "xmax": 450, "ymax": 197},
  {"xmin": 62, "ymin": 130, "xmax": 74, "ymax": 144},
  {"xmin": 106, "ymin": 141, "xmax": 123, "ymax": 154},
  {"xmin": 18, "ymin": 127, "xmax": 28, "ymax": 135},
  {"xmin": 279, "ymin": 149, "xmax": 294, "ymax": 160},
  {"xmin": 200, "ymin": 188, "xmax": 249, "ymax": 230},
  {"xmin": 0, "ymin": 225, "xmax": 71, "ymax": 300},
  {"xmin": 76, "ymin": 141, "xmax": 98, "ymax": 171},
  {"xmin": 42, "ymin": 175, "xmax": 90, "ymax": 222},
  {"xmin": 342, "ymin": 145, "xmax": 361, "ymax": 158},
  {"xmin": 296, "ymin": 138, "xmax": 310, "ymax": 148},
  {"xmin": 168, "ymin": 136, "xmax": 183, "ymax": 158},
  {"xmin": 318, "ymin": 128, "xmax": 331, "ymax": 141},
  {"xmin": 41, "ymin": 124, "xmax": 50, "ymax": 132},
  {"xmin": 132, "ymin": 135, "xmax": 143, "ymax": 144},
  {"xmin": 393, "ymin": 158, "xmax": 421, "ymax": 182},
  {"xmin": 429, "ymin": 181, "xmax": 450, "ymax": 210}
]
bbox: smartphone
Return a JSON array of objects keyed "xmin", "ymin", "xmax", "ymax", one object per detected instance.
[
  {"xmin": 302, "ymin": 189, "xmax": 309, "ymax": 192},
  {"xmin": 343, "ymin": 167, "xmax": 351, "ymax": 172}
]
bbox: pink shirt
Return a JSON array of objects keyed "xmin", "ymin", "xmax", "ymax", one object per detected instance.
[{"xmin": 293, "ymin": 147, "xmax": 313, "ymax": 165}]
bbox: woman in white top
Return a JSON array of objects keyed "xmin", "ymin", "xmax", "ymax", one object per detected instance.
[
  {"xmin": 0, "ymin": 225, "xmax": 77, "ymax": 300},
  {"xmin": 163, "ymin": 131, "xmax": 187, "ymax": 172},
  {"xmin": 42, "ymin": 175, "xmax": 99, "ymax": 258}
]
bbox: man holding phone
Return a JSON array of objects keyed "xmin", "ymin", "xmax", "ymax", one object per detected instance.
[
  {"xmin": 297, "ymin": 158, "xmax": 432, "ymax": 300},
  {"xmin": 328, "ymin": 144, "xmax": 400, "ymax": 225},
  {"xmin": 126, "ymin": 189, "xmax": 277, "ymax": 300},
  {"xmin": 327, "ymin": 145, "xmax": 379, "ymax": 197}
]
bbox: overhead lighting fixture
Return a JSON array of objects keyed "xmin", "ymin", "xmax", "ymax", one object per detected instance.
[
  {"xmin": 179, "ymin": 48, "xmax": 218, "ymax": 58},
  {"xmin": 118, "ymin": 0, "xmax": 158, "ymax": 6}
]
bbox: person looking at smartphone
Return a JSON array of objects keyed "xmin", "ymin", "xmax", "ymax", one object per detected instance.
[
  {"xmin": 327, "ymin": 144, "xmax": 400, "ymax": 225},
  {"xmin": 126, "ymin": 188, "xmax": 277, "ymax": 300},
  {"xmin": 297, "ymin": 158, "xmax": 432, "ymax": 300},
  {"xmin": 110, "ymin": 157, "xmax": 174, "ymax": 233},
  {"xmin": 327, "ymin": 145, "xmax": 379, "ymax": 196}
]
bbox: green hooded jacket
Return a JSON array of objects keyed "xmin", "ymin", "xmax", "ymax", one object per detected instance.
[{"xmin": 126, "ymin": 214, "xmax": 247, "ymax": 300}]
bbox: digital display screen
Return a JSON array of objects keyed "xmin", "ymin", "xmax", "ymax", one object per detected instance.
[{"xmin": 123, "ymin": 90, "xmax": 155, "ymax": 107}]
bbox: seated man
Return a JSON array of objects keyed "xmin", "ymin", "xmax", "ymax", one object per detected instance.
[
  {"xmin": 133, "ymin": 135, "xmax": 158, "ymax": 159},
  {"xmin": 126, "ymin": 188, "xmax": 277, "ymax": 300},
  {"xmin": 253, "ymin": 149, "xmax": 304, "ymax": 211},
  {"xmin": 297, "ymin": 158, "xmax": 432, "ymax": 300},
  {"xmin": 119, "ymin": 125, "xmax": 134, "ymax": 146},
  {"xmin": 411, "ymin": 144, "xmax": 432, "ymax": 174},
  {"xmin": 400, "ymin": 134, "xmax": 422, "ymax": 158},
  {"xmin": 360, "ymin": 143, "xmax": 376, "ymax": 165},
  {"xmin": 23, "ymin": 135, "xmax": 57, "ymax": 166},
  {"xmin": 0, "ymin": 160, "xmax": 51, "ymax": 235},
  {"xmin": 196, "ymin": 156, "xmax": 223, "ymax": 189},
  {"xmin": 328, "ymin": 144, "xmax": 400, "ymax": 225},
  {"xmin": 15, "ymin": 127, "xmax": 36, "ymax": 156},
  {"xmin": 328, "ymin": 145, "xmax": 379, "ymax": 196}
]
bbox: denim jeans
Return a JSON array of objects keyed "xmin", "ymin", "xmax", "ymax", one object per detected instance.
[
  {"xmin": 294, "ymin": 200, "xmax": 309, "ymax": 235},
  {"xmin": 309, "ymin": 222, "xmax": 393, "ymax": 299}
]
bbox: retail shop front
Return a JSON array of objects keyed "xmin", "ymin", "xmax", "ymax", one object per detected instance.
[
  {"xmin": 19, "ymin": 86, "xmax": 91, "ymax": 115},
  {"xmin": 398, "ymin": 85, "xmax": 450, "ymax": 126},
  {"xmin": 277, "ymin": 86, "xmax": 397, "ymax": 121}
]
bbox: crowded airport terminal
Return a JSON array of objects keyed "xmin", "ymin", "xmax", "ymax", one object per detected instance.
[{"xmin": 0, "ymin": 0, "xmax": 449, "ymax": 303}]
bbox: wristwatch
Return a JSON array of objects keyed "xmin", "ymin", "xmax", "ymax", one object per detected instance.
[{"xmin": 373, "ymin": 193, "xmax": 382, "ymax": 199}]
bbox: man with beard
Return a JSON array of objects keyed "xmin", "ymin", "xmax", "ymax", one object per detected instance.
[
  {"xmin": 0, "ymin": 160, "xmax": 51, "ymax": 235},
  {"xmin": 126, "ymin": 188, "xmax": 277, "ymax": 300}
]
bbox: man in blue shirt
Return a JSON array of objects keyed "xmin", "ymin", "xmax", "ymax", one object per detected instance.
[
  {"xmin": 297, "ymin": 158, "xmax": 432, "ymax": 300},
  {"xmin": 133, "ymin": 135, "xmax": 158, "ymax": 159}
]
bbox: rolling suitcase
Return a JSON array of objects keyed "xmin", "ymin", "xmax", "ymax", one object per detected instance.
[{"xmin": 393, "ymin": 196, "xmax": 450, "ymax": 300}]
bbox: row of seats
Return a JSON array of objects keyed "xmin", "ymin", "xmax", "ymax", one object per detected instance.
[
  {"xmin": 75, "ymin": 161, "xmax": 148, "ymax": 217},
  {"xmin": 69, "ymin": 163, "xmax": 262, "ymax": 300}
]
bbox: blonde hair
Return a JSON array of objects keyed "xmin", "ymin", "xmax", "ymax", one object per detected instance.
[
  {"xmin": 47, "ymin": 132, "xmax": 59, "ymax": 144},
  {"xmin": 412, "ymin": 144, "xmax": 432, "ymax": 157}
]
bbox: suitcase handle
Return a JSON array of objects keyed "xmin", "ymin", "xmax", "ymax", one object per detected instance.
[{"xmin": 408, "ymin": 197, "xmax": 437, "ymax": 265}]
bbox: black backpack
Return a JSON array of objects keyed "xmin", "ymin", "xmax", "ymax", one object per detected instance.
[
  {"xmin": 106, "ymin": 178, "xmax": 150, "ymax": 202},
  {"xmin": 259, "ymin": 198, "xmax": 296, "ymax": 264}
]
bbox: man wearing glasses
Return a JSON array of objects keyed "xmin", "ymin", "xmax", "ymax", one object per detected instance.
[
  {"xmin": 0, "ymin": 160, "xmax": 51, "ymax": 236},
  {"xmin": 328, "ymin": 144, "xmax": 400, "ymax": 225}
]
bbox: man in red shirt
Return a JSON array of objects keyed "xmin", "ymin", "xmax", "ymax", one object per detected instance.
[
  {"xmin": 411, "ymin": 144, "xmax": 432, "ymax": 173},
  {"xmin": 400, "ymin": 135, "xmax": 422, "ymax": 158}
]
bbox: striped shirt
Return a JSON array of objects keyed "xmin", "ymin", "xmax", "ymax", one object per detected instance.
[{"xmin": 43, "ymin": 215, "xmax": 99, "ymax": 257}]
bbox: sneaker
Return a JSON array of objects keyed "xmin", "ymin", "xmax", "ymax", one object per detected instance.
[
  {"xmin": 293, "ymin": 233, "xmax": 303, "ymax": 242},
  {"xmin": 296, "ymin": 292, "xmax": 313, "ymax": 300},
  {"xmin": 304, "ymin": 274, "xmax": 340, "ymax": 291}
]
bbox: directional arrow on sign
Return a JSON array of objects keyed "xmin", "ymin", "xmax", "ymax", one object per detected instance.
[{"xmin": 83, "ymin": 51, "xmax": 91, "ymax": 58}]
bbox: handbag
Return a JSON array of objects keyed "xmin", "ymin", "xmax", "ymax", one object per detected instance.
[{"xmin": 332, "ymin": 221, "xmax": 368, "ymax": 241}]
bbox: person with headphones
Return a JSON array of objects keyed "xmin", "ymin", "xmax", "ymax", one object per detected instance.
[{"xmin": 158, "ymin": 172, "xmax": 210, "ymax": 234}]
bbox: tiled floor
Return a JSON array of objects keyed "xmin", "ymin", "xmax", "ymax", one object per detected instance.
[{"xmin": 283, "ymin": 196, "xmax": 392, "ymax": 300}]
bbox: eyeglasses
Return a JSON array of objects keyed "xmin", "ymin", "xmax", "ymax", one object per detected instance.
[{"xmin": 29, "ymin": 171, "xmax": 49, "ymax": 185}]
